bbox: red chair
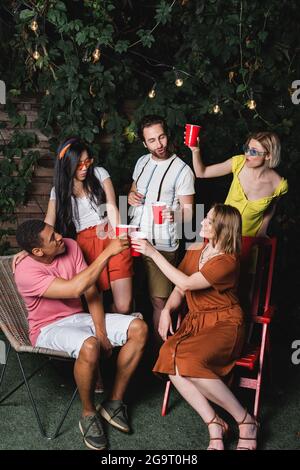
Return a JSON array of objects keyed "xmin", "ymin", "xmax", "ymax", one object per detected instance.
[
  {"xmin": 161, "ymin": 237, "xmax": 277, "ymax": 418},
  {"xmin": 235, "ymin": 237, "xmax": 277, "ymax": 419}
]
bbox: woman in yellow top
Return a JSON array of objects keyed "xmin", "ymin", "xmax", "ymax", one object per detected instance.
[{"xmin": 190, "ymin": 131, "xmax": 288, "ymax": 237}]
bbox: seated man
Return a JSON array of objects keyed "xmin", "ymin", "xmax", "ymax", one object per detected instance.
[{"xmin": 14, "ymin": 219, "xmax": 148, "ymax": 451}]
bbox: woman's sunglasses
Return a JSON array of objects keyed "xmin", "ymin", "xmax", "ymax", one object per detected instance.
[
  {"xmin": 77, "ymin": 158, "xmax": 93, "ymax": 170},
  {"xmin": 243, "ymin": 144, "xmax": 268, "ymax": 157}
]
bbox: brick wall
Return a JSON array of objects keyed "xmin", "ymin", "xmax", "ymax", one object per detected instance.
[
  {"xmin": 0, "ymin": 97, "xmax": 54, "ymax": 249},
  {"xmin": 0, "ymin": 98, "xmax": 136, "ymax": 251}
]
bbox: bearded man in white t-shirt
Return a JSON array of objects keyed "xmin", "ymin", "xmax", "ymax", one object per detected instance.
[{"xmin": 129, "ymin": 115, "xmax": 195, "ymax": 348}]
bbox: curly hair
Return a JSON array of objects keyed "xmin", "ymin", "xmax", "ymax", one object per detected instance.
[{"xmin": 16, "ymin": 219, "xmax": 46, "ymax": 253}]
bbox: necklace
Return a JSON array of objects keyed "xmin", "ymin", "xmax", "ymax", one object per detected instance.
[{"xmin": 199, "ymin": 244, "xmax": 223, "ymax": 267}]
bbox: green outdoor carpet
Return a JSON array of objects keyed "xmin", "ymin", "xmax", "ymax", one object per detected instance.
[{"xmin": 0, "ymin": 327, "xmax": 300, "ymax": 451}]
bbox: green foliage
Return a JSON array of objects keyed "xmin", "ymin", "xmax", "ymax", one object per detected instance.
[
  {"xmin": 137, "ymin": 29, "xmax": 156, "ymax": 48},
  {"xmin": 0, "ymin": 123, "xmax": 40, "ymax": 248},
  {"xmin": 0, "ymin": 0, "xmax": 299, "ymax": 241},
  {"xmin": 155, "ymin": 0, "xmax": 173, "ymax": 25}
]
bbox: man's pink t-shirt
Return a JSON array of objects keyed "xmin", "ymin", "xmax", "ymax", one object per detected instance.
[{"xmin": 14, "ymin": 238, "xmax": 88, "ymax": 346}]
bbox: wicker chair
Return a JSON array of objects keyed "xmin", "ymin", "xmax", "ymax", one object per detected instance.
[{"xmin": 0, "ymin": 255, "xmax": 78, "ymax": 439}]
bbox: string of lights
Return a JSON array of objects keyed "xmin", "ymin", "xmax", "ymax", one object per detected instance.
[{"xmin": 24, "ymin": 4, "xmax": 263, "ymax": 118}]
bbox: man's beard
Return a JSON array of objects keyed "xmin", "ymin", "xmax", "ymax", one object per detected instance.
[{"xmin": 151, "ymin": 146, "xmax": 169, "ymax": 159}]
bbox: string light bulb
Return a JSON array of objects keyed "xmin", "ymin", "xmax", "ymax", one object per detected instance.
[
  {"xmin": 246, "ymin": 90, "xmax": 256, "ymax": 110},
  {"xmin": 92, "ymin": 47, "xmax": 101, "ymax": 63},
  {"xmin": 228, "ymin": 71, "xmax": 235, "ymax": 83},
  {"xmin": 30, "ymin": 20, "xmax": 38, "ymax": 32},
  {"xmin": 213, "ymin": 103, "xmax": 221, "ymax": 114},
  {"xmin": 148, "ymin": 88, "xmax": 156, "ymax": 99},
  {"xmin": 174, "ymin": 69, "xmax": 184, "ymax": 87},
  {"xmin": 82, "ymin": 50, "xmax": 90, "ymax": 63},
  {"xmin": 247, "ymin": 99, "xmax": 256, "ymax": 110},
  {"xmin": 175, "ymin": 77, "xmax": 184, "ymax": 87},
  {"xmin": 148, "ymin": 84, "xmax": 156, "ymax": 99},
  {"xmin": 45, "ymin": 89, "xmax": 50, "ymax": 96},
  {"xmin": 33, "ymin": 47, "xmax": 40, "ymax": 60}
]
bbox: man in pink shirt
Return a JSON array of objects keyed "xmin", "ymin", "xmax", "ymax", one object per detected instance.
[{"xmin": 14, "ymin": 219, "xmax": 148, "ymax": 451}]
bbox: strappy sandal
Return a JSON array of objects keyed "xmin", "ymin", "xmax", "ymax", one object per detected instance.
[
  {"xmin": 236, "ymin": 409, "xmax": 260, "ymax": 450},
  {"xmin": 206, "ymin": 412, "xmax": 229, "ymax": 451}
]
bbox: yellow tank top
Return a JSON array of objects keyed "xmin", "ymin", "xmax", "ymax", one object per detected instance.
[{"xmin": 225, "ymin": 155, "xmax": 288, "ymax": 236}]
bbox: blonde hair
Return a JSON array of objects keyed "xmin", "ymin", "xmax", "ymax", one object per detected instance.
[
  {"xmin": 211, "ymin": 203, "xmax": 242, "ymax": 255},
  {"xmin": 246, "ymin": 131, "xmax": 281, "ymax": 168}
]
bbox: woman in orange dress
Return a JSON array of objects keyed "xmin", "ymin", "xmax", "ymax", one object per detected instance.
[{"xmin": 132, "ymin": 203, "xmax": 259, "ymax": 450}]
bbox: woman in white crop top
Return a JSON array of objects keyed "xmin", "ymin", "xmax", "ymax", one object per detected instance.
[{"xmin": 14, "ymin": 137, "xmax": 133, "ymax": 314}]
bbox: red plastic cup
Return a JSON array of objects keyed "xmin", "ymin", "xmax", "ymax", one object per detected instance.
[
  {"xmin": 130, "ymin": 231, "xmax": 147, "ymax": 257},
  {"xmin": 185, "ymin": 124, "xmax": 201, "ymax": 147},
  {"xmin": 115, "ymin": 224, "xmax": 131, "ymax": 236},
  {"xmin": 152, "ymin": 202, "xmax": 167, "ymax": 224},
  {"xmin": 128, "ymin": 225, "xmax": 140, "ymax": 235}
]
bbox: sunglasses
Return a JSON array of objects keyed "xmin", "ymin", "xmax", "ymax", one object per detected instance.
[
  {"xmin": 77, "ymin": 158, "xmax": 93, "ymax": 170},
  {"xmin": 243, "ymin": 144, "xmax": 268, "ymax": 157}
]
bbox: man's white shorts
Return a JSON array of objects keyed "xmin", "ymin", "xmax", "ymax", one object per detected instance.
[{"xmin": 36, "ymin": 312, "xmax": 141, "ymax": 358}]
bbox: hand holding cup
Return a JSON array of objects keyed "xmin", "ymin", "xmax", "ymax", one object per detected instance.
[
  {"xmin": 131, "ymin": 236, "xmax": 156, "ymax": 258},
  {"xmin": 162, "ymin": 206, "xmax": 174, "ymax": 223},
  {"xmin": 130, "ymin": 231, "xmax": 147, "ymax": 257},
  {"xmin": 152, "ymin": 202, "xmax": 167, "ymax": 224},
  {"xmin": 128, "ymin": 191, "xmax": 144, "ymax": 206},
  {"xmin": 108, "ymin": 236, "xmax": 130, "ymax": 257}
]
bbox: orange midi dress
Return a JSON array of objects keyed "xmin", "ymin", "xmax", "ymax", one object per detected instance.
[{"xmin": 153, "ymin": 246, "xmax": 245, "ymax": 379}]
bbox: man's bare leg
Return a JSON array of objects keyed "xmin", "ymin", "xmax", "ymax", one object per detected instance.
[
  {"xmin": 110, "ymin": 277, "xmax": 132, "ymax": 314},
  {"xmin": 110, "ymin": 319, "xmax": 148, "ymax": 400},
  {"xmin": 74, "ymin": 336, "xmax": 100, "ymax": 416}
]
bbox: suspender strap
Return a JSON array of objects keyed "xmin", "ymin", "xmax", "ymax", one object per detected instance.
[
  {"xmin": 135, "ymin": 157, "xmax": 150, "ymax": 186},
  {"xmin": 152, "ymin": 157, "xmax": 177, "ymax": 245},
  {"xmin": 130, "ymin": 157, "xmax": 151, "ymax": 226},
  {"xmin": 156, "ymin": 157, "xmax": 177, "ymax": 202}
]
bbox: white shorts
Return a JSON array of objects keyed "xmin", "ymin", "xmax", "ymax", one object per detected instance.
[{"xmin": 36, "ymin": 312, "xmax": 141, "ymax": 359}]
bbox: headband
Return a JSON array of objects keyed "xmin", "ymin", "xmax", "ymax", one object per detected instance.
[{"xmin": 58, "ymin": 138, "xmax": 78, "ymax": 160}]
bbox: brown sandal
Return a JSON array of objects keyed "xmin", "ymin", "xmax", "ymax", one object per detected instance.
[
  {"xmin": 236, "ymin": 409, "xmax": 260, "ymax": 450},
  {"xmin": 206, "ymin": 412, "xmax": 229, "ymax": 451}
]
